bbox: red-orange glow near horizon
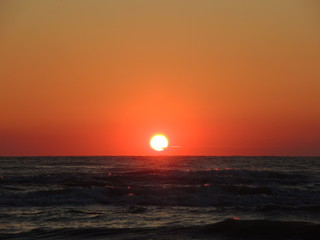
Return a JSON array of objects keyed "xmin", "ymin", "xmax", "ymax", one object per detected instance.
[
  {"xmin": 150, "ymin": 134, "xmax": 169, "ymax": 151},
  {"xmin": 0, "ymin": 1, "xmax": 320, "ymax": 156}
]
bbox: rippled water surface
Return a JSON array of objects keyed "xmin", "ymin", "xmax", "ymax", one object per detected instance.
[{"xmin": 1, "ymin": 156, "xmax": 319, "ymax": 239}]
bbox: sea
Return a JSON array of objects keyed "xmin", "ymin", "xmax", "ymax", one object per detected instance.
[{"xmin": 0, "ymin": 156, "xmax": 319, "ymax": 240}]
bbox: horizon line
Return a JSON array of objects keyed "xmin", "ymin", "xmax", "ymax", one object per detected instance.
[{"xmin": 0, "ymin": 155, "xmax": 319, "ymax": 158}]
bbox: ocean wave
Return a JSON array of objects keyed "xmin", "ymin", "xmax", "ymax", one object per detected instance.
[
  {"xmin": 256, "ymin": 204, "xmax": 320, "ymax": 212},
  {"xmin": 1, "ymin": 185, "xmax": 319, "ymax": 209},
  {"xmin": 1, "ymin": 168, "xmax": 319, "ymax": 207},
  {"xmin": 0, "ymin": 169, "xmax": 313, "ymax": 186},
  {"xmin": 1, "ymin": 219, "xmax": 319, "ymax": 240}
]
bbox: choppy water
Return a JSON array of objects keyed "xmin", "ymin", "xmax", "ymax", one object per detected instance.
[{"xmin": 0, "ymin": 156, "xmax": 319, "ymax": 239}]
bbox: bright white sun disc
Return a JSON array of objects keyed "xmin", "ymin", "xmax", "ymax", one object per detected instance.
[{"xmin": 150, "ymin": 134, "xmax": 169, "ymax": 151}]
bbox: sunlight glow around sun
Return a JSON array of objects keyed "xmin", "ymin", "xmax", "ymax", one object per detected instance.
[{"xmin": 150, "ymin": 134, "xmax": 169, "ymax": 151}]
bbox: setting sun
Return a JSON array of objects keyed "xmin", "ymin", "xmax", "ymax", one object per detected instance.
[{"xmin": 150, "ymin": 134, "xmax": 169, "ymax": 151}]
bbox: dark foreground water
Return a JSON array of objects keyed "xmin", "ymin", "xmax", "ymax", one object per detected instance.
[{"xmin": 0, "ymin": 156, "xmax": 319, "ymax": 239}]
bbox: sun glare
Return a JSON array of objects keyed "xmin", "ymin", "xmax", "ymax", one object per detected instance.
[{"xmin": 150, "ymin": 134, "xmax": 169, "ymax": 151}]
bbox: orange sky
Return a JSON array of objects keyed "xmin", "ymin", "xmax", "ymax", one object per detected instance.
[{"xmin": 1, "ymin": 0, "xmax": 319, "ymax": 156}]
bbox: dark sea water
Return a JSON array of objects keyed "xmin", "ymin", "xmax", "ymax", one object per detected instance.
[{"xmin": 0, "ymin": 156, "xmax": 319, "ymax": 239}]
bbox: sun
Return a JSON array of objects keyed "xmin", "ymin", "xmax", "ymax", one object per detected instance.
[{"xmin": 150, "ymin": 134, "xmax": 169, "ymax": 151}]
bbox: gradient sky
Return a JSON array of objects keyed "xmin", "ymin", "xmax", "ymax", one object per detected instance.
[{"xmin": 1, "ymin": 0, "xmax": 319, "ymax": 156}]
